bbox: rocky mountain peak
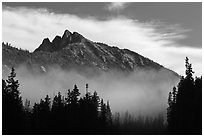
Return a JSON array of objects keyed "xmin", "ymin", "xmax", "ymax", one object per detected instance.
[
  {"xmin": 52, "ymin": 35, "xmax": 62, "ymax": 42},
  {"xmin": 43, "ymin": 38, "xmax": 51, "ymax": 43},
  {"xmin": 3, "ymin": 32, "xmax": 179, "ymax": 77},
  {"xmin": 62, "ymin": 30, "xmax": 72, "ymax": 38},
  {"xmin": 32, "ymin": 29, "xmax": 165, "ymax": 72},
  {"xmin": 34, "ymin": 38, "xmax": 52, "ymax": 52},
  {"xmin": 34, "ymin": 30, "xmax": 86, "ymax": 52},
  {"xmin": 71, "ymin": 31, "xmax": 84, "ymax": 43}
]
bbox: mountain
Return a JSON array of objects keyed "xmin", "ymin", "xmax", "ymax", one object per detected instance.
[
  {"xmin": 34, "ymin": 30, "xmax": 85, "ymax": 52},
  {"xmin": 2, "ymin": 30, "xmax": 178, "ymax": 76}
]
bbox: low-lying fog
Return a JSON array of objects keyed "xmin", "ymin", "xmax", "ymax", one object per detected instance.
[{"xmin": 4, "ymin": 66, "xmax": 179, "ymax": 118}]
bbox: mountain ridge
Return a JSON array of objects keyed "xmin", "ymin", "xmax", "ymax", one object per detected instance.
[
  {"xmin": 34, "ymin": 30, "xmax": 86, "ymax": 52},
  {"xmin": 2, "ymin": 30, "xmax": 179, "ymax": 77}
]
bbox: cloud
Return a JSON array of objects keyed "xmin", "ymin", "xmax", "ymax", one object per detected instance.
[
  {"xmin": 2, "ymin": 6, "xmax": 202, "ymax": 76},
  {"xmin": 105, "ymin": 2, "xmax": 129, "ymax": 12}
]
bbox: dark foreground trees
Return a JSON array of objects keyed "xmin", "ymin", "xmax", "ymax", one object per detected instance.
[
  {"xmin": 2, "ymin": 68, "xmax": 113, "ymax": 134},
  {"xmin": 2, "ymin": 67, "xmax": 166, "ymax": 135},
  {"xmin": 167, "ymin": 57, "xmax": 202, "ymax": 134},
  {"xmin": 2, "ymin": 67, "xmax": 24, "ymax": 134},
  {"xmin": 4, "ymin": 58, "xmax": 201, "ymax": 135}
]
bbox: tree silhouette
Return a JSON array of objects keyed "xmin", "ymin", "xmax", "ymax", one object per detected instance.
[
  {"xmin": 52, "ymin": 92, "xmax": 64, "ymax": 112},
  {"xmin": 78, "ymin": 88, "xmax": 101, "ymax": 134},
  {"xmin": 167, "ymin": 57, "xmax": 202, "ymax": 134},
  {"xmin": 106, "ymin": 101, "xmax": 112, "ymax": 127},
  {"xmin": 31, "ymin": 94, "xmax": 52, "ymax": 134},
  {"xmin": 2, "ymin": 67, "xmax": 24, "ymax": 134},
  {"xmin": 3, "ymin": 67, "xmax": 170, "ymax": 135},
  {"xmin": 51, "ymin": 92, "xmax": 65, "ymax": 134},
  {"xmin": 64, "ymin": 85, "xmax": 81, "ymax": 133},
  {"xmin": 67, "ymin": 85, "xmax": 80, "ymax": 105},
  {"xmin": 98, "ymin": 99, "xmax": 113, "ymax": 134}
]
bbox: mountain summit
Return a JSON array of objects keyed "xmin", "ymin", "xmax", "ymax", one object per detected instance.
[
  {"xmin": 2, "ymin": 29, "xmax": 178, "ymax": 76},
  {"xmin": 34, "ymin": 30, "xmax": 85, "ymax": 52}
]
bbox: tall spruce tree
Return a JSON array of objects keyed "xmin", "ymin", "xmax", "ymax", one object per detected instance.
[
  {"xmin": 167, "ymin": 58, "xmax": 202, "ymax": 134},
  {"xmin": 2, "ymin": 67, "xmax": 24, "ymax": 134}
]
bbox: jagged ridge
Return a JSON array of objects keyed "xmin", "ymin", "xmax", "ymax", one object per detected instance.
[
  {"xmin": 34, "ymin": 30, "xmax": 85, "ymax": 52},
  {"xmin": 2, "ymin": 30, "xmax": 178, "ymax": 76}
]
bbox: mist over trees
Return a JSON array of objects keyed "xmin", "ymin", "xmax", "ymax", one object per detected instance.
[
  {"xmin": 2, "ymin": 42, "xmax": 179, "ymax": 121},
  {"xmin": 2, "ymin": 57, "xmax": 202, "ymax": 135}
]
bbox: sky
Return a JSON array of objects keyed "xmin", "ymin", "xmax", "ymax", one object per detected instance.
[{"xmin": 2, "ymin": 2, "xmax": 202, "ymax": 76}]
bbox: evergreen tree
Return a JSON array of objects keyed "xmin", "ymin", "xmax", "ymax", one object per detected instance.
[
  {"xmin": 52, "ymin": 92, "xmax": 64, "ymax": 112},
  {"xmin": 99, "ymin": 99, "xmax": 106, "ymax": 132},
  {"xmin": 65, "ymin": 85, "xmax": 80, "ymax": 105},
  {"xmin": 51, "ymin": 92, "xmax": 65, "ymax": 134},
  {"xmin": 185, "ymin": 57, "xmax": 194, "ymax": 80},
  {"xmin": 100, "ymin": 99, "xmax": 106, "ymax": 122},
  {"xmin": 167, "ymin": 58, "xmax": 202, "ymax": 134},
  {"xmin": 193, "ymin": 77, "xmax": 202, "ymax": 133},
  {"xmin": 32, "ymin": 103, "xmax": 41, "ymax": 134},
  {"xmin": 64, "ymin": 85, "xmax": 81, "ymax": 133},
  {"xmin": 2, "ymin": 67, "xmax": 24, "ymax": 134},
  {"xmin": 6, "ymin": 67, "xmax": 22, "ymax": 105},
  {"xmin": 106, "ymin": 101, "xmax": 112, "ymax": 126},
  {"xmin": 92, "ymin": 91, "xmax": 100, "ymax": 117},
  {"xmin": 167, "ymin": 92, "xmax": 173, "ymax": 131},
  {"xmin": 77, "ymin": 85, "xmax": 100, "ymax": 134}
]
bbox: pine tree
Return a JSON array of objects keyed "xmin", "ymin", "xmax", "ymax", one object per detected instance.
[
  {"xmin": 167, "ymin": 88, "xmax": 177, "ymax": 133},
  {"xmin": 32, "ymin": 103, "xmax": 41, "ymax": 133},
  {"xmin": 65, "ymin": 89, "xmax": 72, "ymax": 105},
  {"xmin": 99, "ymin": 99, "xmax": 106, "ymax": 132},
  {"xmin": 52, "ymin": 92, "xmax": 63, "ymax": 112},
  {"xmin": 72, "ymin": 84, "xmax": 81, "ymax": 104},
  {"xmin": 167, "ymin": 57, "xmax": 202, "ymax": 134},
  {"xmin": 193, "ymin": 77, "xmax": 202, "ymax": 133},
  {"xmin": 44, "ymin": 95, "xmax": 51, "ymax": 112},
  {"xmin": 66, "ymin": 85, "xmax": 80, "ymax": 105},
  {"xmin": 167, "ymin": 92, "xmax": 172, "ymax": 129},
  {"xmin": 6, "ymin": 67, "xmax": 22, "ymax": 105},
  {"xmin": 172, "ymin": 87, "xmax": 177, "ymax": 103},
  {"xmin": 106, "ymin": 101, "xmax": 112, "ymax": 126},
  {"xmin": 92, "ymin": 91, "xmax": 100, "ymax": 116},
  {"xmin": 38, "ymin": 95, "xmax": 51, "ymax": 134},
  {"xmin": 185, "ymin": 57, "xmax": 194, "ymax": 80},
  {"xmin": 2, "ymin": 67, "xmax": 24, "ymax": 134},
  {"xmin": 100, "ymin": 99, "xmax": 106, "ymax": 122},
  {"xmin": 51, "ymin": 92, "xmax": 65, "ymax": 134}
]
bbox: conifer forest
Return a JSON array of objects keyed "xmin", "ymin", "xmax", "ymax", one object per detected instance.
[{"xmin": 2, "ymin": 58, "xmax": 202, "ymax": 135}]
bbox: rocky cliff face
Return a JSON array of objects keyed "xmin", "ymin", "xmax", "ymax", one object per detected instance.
[
  {"xmin": 2, "ymin": 30, "xmax": 178, "ymax": 76},
  {"xmin": 34, "ymin": 30, "xmax": 85, "ymax": 52}
]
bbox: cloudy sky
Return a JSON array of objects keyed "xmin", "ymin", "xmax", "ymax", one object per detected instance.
[{"xmin": 2, "ymin": 2, "xmax": 202, "ymax": 76}]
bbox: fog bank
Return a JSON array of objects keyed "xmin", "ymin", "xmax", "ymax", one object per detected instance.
[{"xmin": 8, "ymin": 66, "xmax": 179, "ymax": 117}]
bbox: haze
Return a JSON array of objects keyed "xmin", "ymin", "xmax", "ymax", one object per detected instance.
[{"xmin": 5, "ymin": 65, "xmax": 180, "ymax": 118}]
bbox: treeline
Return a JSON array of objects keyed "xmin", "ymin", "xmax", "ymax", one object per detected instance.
[
  {"xmin": 2, "ymin": 57, "xmax": 202, "ymax": 135},
  {"xmin": 167, "ymin": 57, "xmax": 202, "ymax": 135},
  {"xmin": 3, "ymin": 68, "xmax": 112, "ymax": 134},
  {"xmin": 2, "ymin": 67, "xmax": 166, "ymax": 135}
]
